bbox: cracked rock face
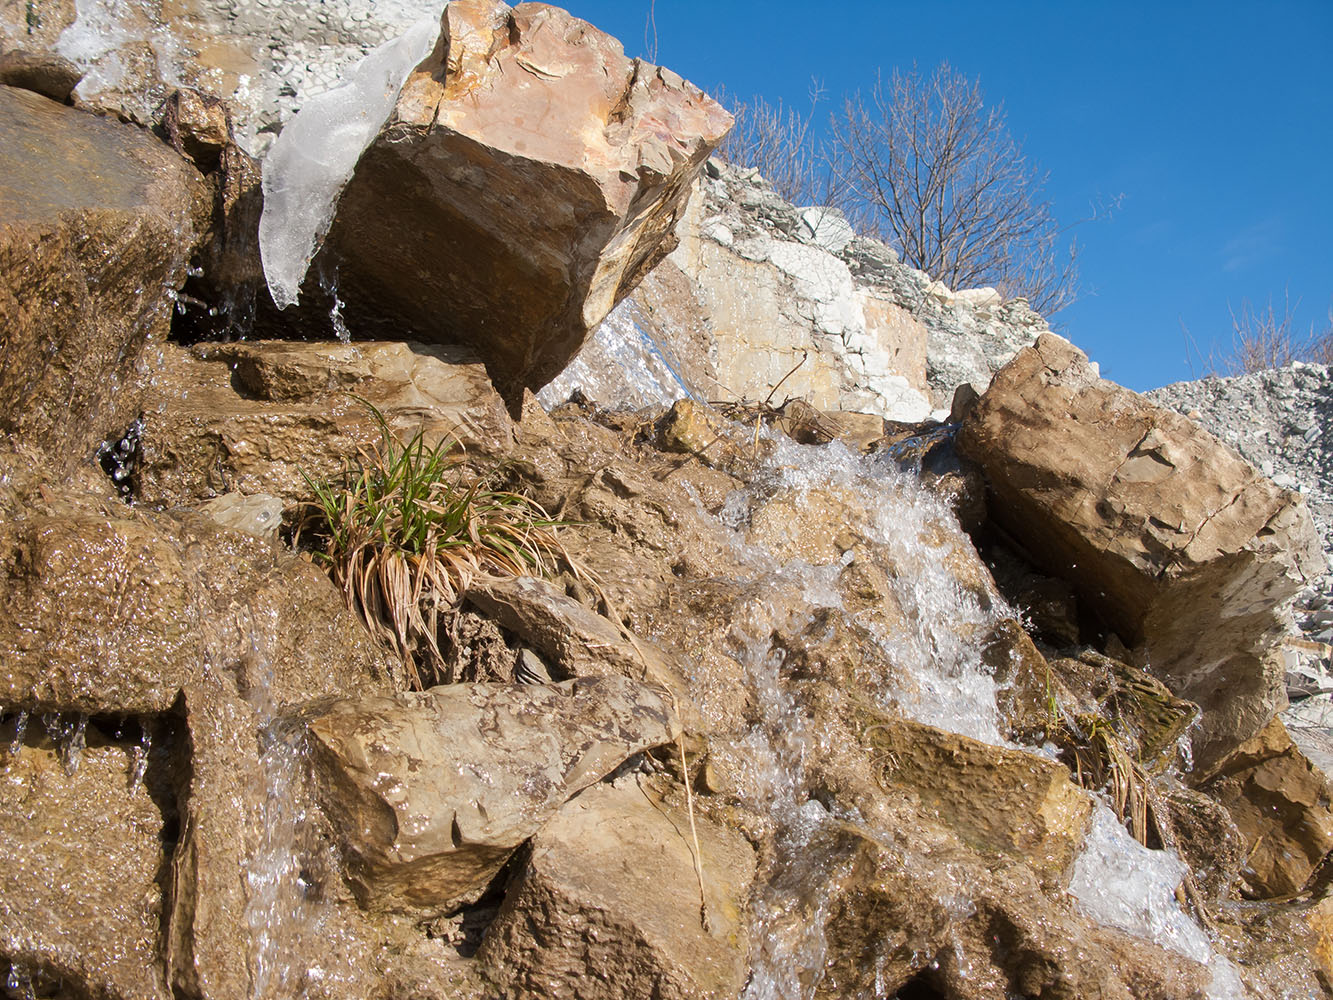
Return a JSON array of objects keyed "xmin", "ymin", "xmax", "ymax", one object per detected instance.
[
  {"xmin": 959, "ymin": 333, "xmax": 1325, "ymax": 766},
  {"xmin": 305, "ymin": 675, "xmax": 681, "ymax": 915},
  {"xmin": 312, "ymin": 0, "xmax": 731, "ymax": 402}
]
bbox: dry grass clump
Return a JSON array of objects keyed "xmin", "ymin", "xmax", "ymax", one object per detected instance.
[{"xmin": 298, "ymin": 400, "xmax": 571, "ymax": 690}]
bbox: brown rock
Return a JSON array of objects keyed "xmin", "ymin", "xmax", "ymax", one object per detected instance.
[
  {"xmin": 465, "ymin": 573, "xmax": 691, "ymax": 701},
  {"xmin": 0, "ymin": 85, "xmax": 208, "ymax": 465},
  {"xmin": 310, "ymin": 0, "xmax": 731, "ymax": 400},
  {"xmin": 137, "ymin": 340, "xmax": 515, "ymax": 505},
  {"xmin": 811, "ymin": 821, "xmax": 1212, "ymax": 1000},
  {"xmin": 0, "ymin": 729, "xmax": 170, "ymax": 1000},
  {"xmin": 0, "ymin": 482, "xmax": 394, "ymax": 715},
  {"xmin": 958, "ymin": 333, "xmax": 1325, "ymax": 765},
  {"xmin": 862, "ymin": 717, "xmax": 1092, "ymax": 880},
  {"xmin": 1200, "ymin": 716, "xmax": 1333, "ymax": 899},
  {"xmin": 1159, "ymin": 784, "xmax": 1244, "ymax": 900},
  {"xmin": 306, "ymin": 676, "xmax": 680, "ymax": 915},
  {"xmin": 0, "ymin": 49, "xmax": 81, "ymax": 102},
  {"xmin": 478, "ymin": 779, "xmax": 755, "ymax": 1000}
]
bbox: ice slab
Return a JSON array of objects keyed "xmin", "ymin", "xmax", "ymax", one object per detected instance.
[{"xmin": 259, "ymin": 8, "xmax": 444, "ymax": 309}]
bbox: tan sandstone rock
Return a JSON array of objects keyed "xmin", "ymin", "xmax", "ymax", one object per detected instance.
[
  {"xmin": 0, "ymin": 733, "xmax": 170, "ymax": 1000},
  {"xmin": 0, "ymin": 84, "xmax": 207, "ymax": 465},
  {"xmin": 1200, "ymin": 716, "xmax": 1333, "ymax": 899},
  {"xmin": 478, "ymin": 778, "xmax": 756, "ymax": 1000},
  {"xmin": 136, "ymin": 340, "xmax": 515, "ymax": 505},
  {"xmin": 863, "ymin": 717, "xmax": 1093, "ymax": 881},
  {"xmin": 306, "ymin": 676, "xmax": 680, "ymax": 915},
  {"xmin": 958, "ymin": 333, "xmax": 1325, "ymax": 765},
  {"xmin": 0, "ymin": 477, "xmax": 394, "ymax": 715},
  {"xmin": 311, "ymin": 0, "xmax": 731, "ymax": 401}
]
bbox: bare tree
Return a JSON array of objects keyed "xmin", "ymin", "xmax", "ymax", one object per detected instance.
[
  {"xmin": 828, "ymin": 63, "xmax": 1079, "ymax": 315},
  {"xmin": 1220, "ymin": 293, "xmax": 1333, "ymax": 374},
  {"xmin": 714, "ymin": 86, "xmax": 826, "ymax": 208}
]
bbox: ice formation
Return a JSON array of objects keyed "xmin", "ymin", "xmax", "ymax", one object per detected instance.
[
  {"xmin": 1070, "ymin": 805, "xmax": 1248, "ymax": 1000},
  {"xmin": 259, "ymin": 9, "xmax": 444, "ymax": 309}
]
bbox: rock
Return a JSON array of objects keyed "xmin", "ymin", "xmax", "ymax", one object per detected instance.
[
  {"xmin": 306, "ymin": 0, "xmax": 731, "ymax": 401},
  {"xmin": 197, "ymin": 492, "xmax": 285, "ymax": 540},
  {"xmin": 0, "ymin": 480, "xmax": 394, "ymax": 715},
  {"xmin": 477, "ymin": 779, "xmax": 755, "ymax": 1000},
  {"xmin": 861, "ymin": 718, "xmax": 1092, "ymax": 881},
  {"xmin": 661, "ymin": 168, "xmax": 934, "ymax": 420},
  {"xmin": 0, "ymin": 85, "xmax": 207, "ymax": 466},
  {"xmin": 136, "ymin": 340, "xmax": 515, "ymax": 505},
  {"xmin": 306, "ymin": 676, "xmax": 680, "ymax": 915},
  {"xmin": 0, "ymin": 727, "xmax": 170, "ymax": 1000},
  {"xmin": 1199, "ymin": 716, "xmax": 1333, "ymax": 899},
  {"xmin": 465, "ymin": 574, "xmax": 690, "ymax": 701},
  {"xmin": 0, "ymin": 49, "xmax": 81, "ymax": 102},
  {"xmin": 1159, "ymin": 784, "xmax": 1244, "ymax": 900},
  {"xmin": 809, "ymin": 820, "xmax": 1212, "ymax": 1000},
  {"xmin": 1047, "ymin": 649, "xmax": 1200, "ymax": 776},
  {"xmin": 958, "ymin": 333, "xmax": 1326, "ymax": 765}
]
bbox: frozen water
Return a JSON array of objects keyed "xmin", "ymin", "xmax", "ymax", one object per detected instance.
[
  {"xmin": 259, "ymin": 10, "xmax": 443, "ymax": 309},
  {"xmin": 1071, "ymin": 805, "xmax": 1249, "ymax": 1000},
  {"xmin": 538, "ymin": 298, "xmax": 701, "ymax": 411}
]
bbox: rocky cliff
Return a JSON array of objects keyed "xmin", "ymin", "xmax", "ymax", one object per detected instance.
[{"xmin": 2, "ymin": 3, "xmax": 1333, "ymax": 999}]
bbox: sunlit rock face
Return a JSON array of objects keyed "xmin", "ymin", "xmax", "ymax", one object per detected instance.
[
  {"xmin": 302, "ymin": 0, "xmax": 731, "ymax": 402},
  {"xmin": 0, "ymin": 84, "xmax": 208, "ymax": 467},
  {"xmin": 959, "ymin": 332, "xmax": 1326, "ymax": 767},
  {"xmin": 305, "ymin": 676, "xmax": 679, "ymax": 915}
]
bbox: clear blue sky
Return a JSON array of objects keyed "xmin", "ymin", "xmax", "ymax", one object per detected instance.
[{"xmin": 565, "ymin": 0, "xmax": 1332, "ymax": 391}]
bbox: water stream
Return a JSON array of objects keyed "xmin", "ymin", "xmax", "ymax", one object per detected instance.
[{"xmin": 550, "ymin": 334, "xmax": 1252, "ymax": 998}]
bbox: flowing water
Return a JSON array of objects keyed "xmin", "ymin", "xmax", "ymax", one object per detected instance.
[{"xmin": 550, "ymin": 332, "xmax": 1253, "ymax": 998}]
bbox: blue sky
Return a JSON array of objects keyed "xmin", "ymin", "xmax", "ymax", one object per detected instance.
[{"xmin": 565, "ymin": 0, "xmax": 1332, "ymax": 391}]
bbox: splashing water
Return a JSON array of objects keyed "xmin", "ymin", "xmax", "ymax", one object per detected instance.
[
  {"xmin": 8, "ymin": 709, "xmax": 29, "ymax": 760},
  {"xmin": 678, "ymin": 430, "xmax": 1014, "ymax": 998},
  {"xmin": 40, "ymin": 712, "xmax": 87, "ymax": 777}
]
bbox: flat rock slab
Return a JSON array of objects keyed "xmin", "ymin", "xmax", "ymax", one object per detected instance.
[
  {"xmin": 318, "ymin": 0, "xmax": 731, "ymax": 399},
  {"xmin": 478, "ymin": 779, "xmax": 756, "ymax": 1000},
  {"xmin": 137, "ymin": 340, "xmax": 515, "ymax": 505},
  {"xmin": 0, "ymin": 84, "xmax": 206, "ymax": 465},
  {"xmin": 958, "ymin": 333, "xmax": 1325, "ymax": 765},
  {"xmin": 306, "ymin": 675, "xmax": 680, "ymax": 914},
  {"xmin": 0, "ymin": 740, "xmax": 169, "ymax": 1000}
]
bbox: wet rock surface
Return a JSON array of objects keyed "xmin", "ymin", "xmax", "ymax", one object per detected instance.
[
  {"xmin": 0, "ymin": 84, "xmax": 208, "ymax": 467},
  {"xmin": 1, "ymin": 728, "xmax": 172, "ymax": 1000}
]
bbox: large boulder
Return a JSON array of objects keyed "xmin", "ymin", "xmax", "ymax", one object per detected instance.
[
  {"xmin": 306, "ymin": 676, "xmax": 680, "ymax": 914},
  {"xmin": 958, "ymin": 333, "xmax": 1325, "ymax": 765},
  {"xmin": 301, "ymin": 0, "xmax": 731, "ymax": 401},
  {"xmin": 0, "ymin": 84, "xmax": 207, "ymax": 465},
  {"xmin": 478, "ymin": 778, "xmax": 756, "ymax": 1000}
]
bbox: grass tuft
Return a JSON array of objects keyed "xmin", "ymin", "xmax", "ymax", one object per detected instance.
[{"xmin": 297, "ymin": 398, "xmax": 573, "ymax": 690}]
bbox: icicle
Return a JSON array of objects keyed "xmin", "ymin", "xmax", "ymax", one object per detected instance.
[
  {"xmin": 8, "ymin": 709, "xmax": 29, "ymax": 759},
  {"xmin": 129, "ymin": 725, "xmax": 152, "ymax": 793}
]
